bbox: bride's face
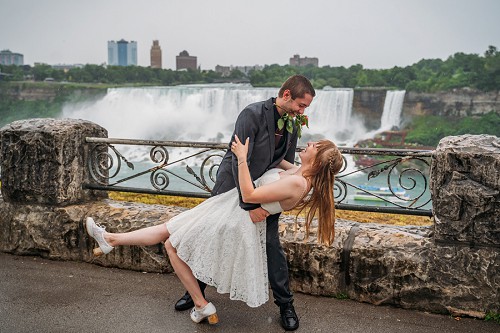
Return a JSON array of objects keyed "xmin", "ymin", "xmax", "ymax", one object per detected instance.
[{"xmin": 299, "ymin": 142, "xmax": 318, "ymax": 164}]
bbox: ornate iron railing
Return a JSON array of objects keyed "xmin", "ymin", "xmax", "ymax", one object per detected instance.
[{"xmin": 84, "ymin": 137, "xmax": 434, "ymax": 216}]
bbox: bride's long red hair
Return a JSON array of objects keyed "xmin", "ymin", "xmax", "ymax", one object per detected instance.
[{"xmin": 295, "ymin": 140, "xmax": 343, "ymax": 246}]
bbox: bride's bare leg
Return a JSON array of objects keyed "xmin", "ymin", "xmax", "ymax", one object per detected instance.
[
  {"xmin": 105, "ymin": 223, "xmax": 169, "ymax": 247},
  {"xmin": 164, "ymin": 240, "xmax": 208, "ymax": 309}
]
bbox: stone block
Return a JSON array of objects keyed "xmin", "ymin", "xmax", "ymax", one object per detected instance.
[
  {"xmin": 0, "ymin": 199, "xmax": 177, "ymax": 273},
  {"xmin": 430, "ymin": 134, "xmax": 500, "ymax": 247},
  {"xmin": 0, "ymin": 118, "xmax": 108, "ymax": 206}
]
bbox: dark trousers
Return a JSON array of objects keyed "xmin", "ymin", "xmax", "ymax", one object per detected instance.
[
  {"xmin": 196, "ymin": 212, "xmax": 293, "ymax": 305},
  {"xmin": 266, "ymin": 212, "xmax": 293, "ymax": 304}
]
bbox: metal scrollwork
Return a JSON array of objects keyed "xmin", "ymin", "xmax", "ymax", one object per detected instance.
[
  {"xmin": 334, "ymin": 156, "xmax": 349, "ymax": 202},
  {"xmin": 150, "ymin": 146, "xmax": 169, "ymax": 164},
  {"xmin": 84, "ymin": 138, "xmax": 433, "ymax": 216},
  {"xmin": 199, "ymin": 154, "xmax": 224, "ymax": 190},
  {"xmin": 88, "ymin": 144, "xmax": 135, "ymax": 185},
  {"xmin": 150, "ymin": 168, "xmax": 170, "ymax": 190},
  {"xmin": 387, "ymin": 157, "xmax": 431, "ymax": 208},
  {"xmin": 339, "ymin": 155, "xmax": 348, "ymax": 174},
  {"xmin": 88, "ymin": 144, "xmax": 117, "ymax": 185},
  {"xmin": 183, "ymin": 153, "xmax": 224, "ymax": 192},
  {"xmin": 344, "ymin": 155, "xmax": 431, "ymax": 209},
  {"xmin": 334, "ymin": 179, "xmax": 348, "ymax": 202}
]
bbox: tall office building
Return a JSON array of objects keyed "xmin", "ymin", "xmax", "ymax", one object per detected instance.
[
  {"xmin": 150, "ymin": 40, "xmax": 162, "ymax": 69},
  {"xmin": 107, "ymin": 39, "xmax": 137, "ymax": 66},
  {"xmin": 127, "ymin": 41, "xmax": 137, "ymax": 66},
  {"xmin": 0, "ymin": 50, "xmax": 24, "ymax": 65},
  {"xmin": 176, "ymin": 50, "xmax": 197, "ymax": 70}
]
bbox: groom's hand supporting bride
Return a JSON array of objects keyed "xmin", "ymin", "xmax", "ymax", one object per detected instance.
[{"xmin": 249, "ymin": 207, "xmax": 270, "ymax": 223}]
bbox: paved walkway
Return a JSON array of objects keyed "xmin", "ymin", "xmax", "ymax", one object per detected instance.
[{"xmin": 0, "ymin": 253, "xmax": 498, "ymax": 333}]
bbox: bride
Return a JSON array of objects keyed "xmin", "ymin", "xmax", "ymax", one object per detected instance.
[{"xmin": 86, "ymin": 135, "xmax": 343, "ymax": 325}]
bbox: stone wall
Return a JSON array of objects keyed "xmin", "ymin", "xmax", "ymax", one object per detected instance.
[{"xmin": 0, "ymin": 119, "xmax": 499, "ymax": 318}]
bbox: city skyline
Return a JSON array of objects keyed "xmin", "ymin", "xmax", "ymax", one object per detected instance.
[{"xmin": 1, "ymin": 0, "xmax": 499, "ymax": 70}]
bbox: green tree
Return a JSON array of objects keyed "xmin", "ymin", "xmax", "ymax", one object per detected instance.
[
  {"xmin": 0, "ymin": 64, "xmax": 25, "ymax": 80},
  {"xmin": 32, "ymin": 64, "xmax": 53, "ymax": 81},
  {"xmin": 478, "ymin": 45, "xmax": 500, "ymax": 90},
  {"xmin": 228, "ymin": 69, "xmax": 245, "ymax": 80}
]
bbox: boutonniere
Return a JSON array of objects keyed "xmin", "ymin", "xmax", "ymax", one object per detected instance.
[{"xmin": 277, "ymin": 113, "xmax": 309, "ymax": 139}]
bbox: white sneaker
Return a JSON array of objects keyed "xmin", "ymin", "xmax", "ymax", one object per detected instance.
[
  {"xmin": 86, "ymin": 217, "xmax": 114, "ymax": 256},
  {"xmin": 190, "ymin": 302, "xmax": 219, "ymax": 324}
]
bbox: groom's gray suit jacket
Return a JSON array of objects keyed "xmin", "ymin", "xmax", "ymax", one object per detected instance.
[{"xmin": 211, "ymin": 97, "xmax": 298, "ymax": 210}]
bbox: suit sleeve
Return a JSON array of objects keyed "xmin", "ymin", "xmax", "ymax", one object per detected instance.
[{"xmin": 232, "ymin": 108, "xmax": 261, "ymax": 211}]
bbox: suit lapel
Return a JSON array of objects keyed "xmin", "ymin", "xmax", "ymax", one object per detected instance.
[
  {"xmin": 285, "ymin": 123, "xmax": 294, "ymax": 153},
  {"xmin": 264, "ymin": 98, "xmax": 275, "ymax": 163}
]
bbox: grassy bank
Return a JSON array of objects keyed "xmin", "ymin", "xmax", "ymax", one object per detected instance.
[{"xmin": 406, "ymin": 112, "xmax": 500, "ymax": 146}]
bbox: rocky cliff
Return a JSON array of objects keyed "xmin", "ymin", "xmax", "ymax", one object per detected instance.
[{"xmin": 353, "ymin": 88, "xmax": 500, "ymax": 130}]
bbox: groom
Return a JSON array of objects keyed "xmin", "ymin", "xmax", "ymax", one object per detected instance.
[{"xmin": 174, "ymin": 74, "xmax": 315, "ymax": 331}]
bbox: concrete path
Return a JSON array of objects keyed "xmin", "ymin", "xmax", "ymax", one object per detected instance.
[{"xmin": 0, "ymin": 253, "xmax": 498, "ymax": 333}]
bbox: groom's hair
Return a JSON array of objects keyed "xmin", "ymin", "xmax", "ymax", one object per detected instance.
[{"xmin": 278, "ymin": 74, "xmax": 316, "ymax": 99}]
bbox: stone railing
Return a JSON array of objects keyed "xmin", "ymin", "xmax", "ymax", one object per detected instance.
[{"xmin": 0, "ymin": 118, "xmax": 498, "ymax": 318}]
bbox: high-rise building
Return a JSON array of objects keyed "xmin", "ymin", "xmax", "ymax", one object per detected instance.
[
  {"xmin": 0, "ymin": 50, "xmax": 24, "ymax": 66},
  {"xmin": 107, "ymin": 39, "xmax": 137, "ymax": 66},
  {"xmin": 150, "ymin": 40, "xmax": 162, "ymax": 69},
  {"xmin": 127, "ymin": 41, "xmax": 137, "ymax": 66},
  {"xmin": 176, "ymin": 50, "xmax": 197, "ymax": 70},
  {"xmin": 289, "ymin": 54, "xmax": 318, "ymax": 67}
]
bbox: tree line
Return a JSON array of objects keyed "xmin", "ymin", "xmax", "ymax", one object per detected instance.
[{"xmin": 1, "ymin": 46, "xmax": 499, "ymax": 92}]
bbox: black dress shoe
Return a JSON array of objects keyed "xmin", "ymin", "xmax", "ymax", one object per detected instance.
[
  {"xmin": 279, "ymin": 301, "xmax": 299, "ymax": 331},
  {"xmin": 174, "ymin": 291, "xmax": 194, "ymax": 311}
]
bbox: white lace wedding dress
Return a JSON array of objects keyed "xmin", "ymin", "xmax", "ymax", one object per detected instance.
[{"xmin": 166, "ymin": 168, "xmax": 283, "ymax": 308}]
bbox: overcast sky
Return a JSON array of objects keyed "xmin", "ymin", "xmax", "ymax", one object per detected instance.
[{"xmin": 1, "ymin": 0, "xmax": 499, "ymax": 70}]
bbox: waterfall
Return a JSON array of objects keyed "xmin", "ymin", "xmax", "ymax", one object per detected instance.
[
  {"xmin": 380, "ymin": 90, "xmax": 406, "ymax": 131},
  {"xmin": 62, "ymin": 84, "xmax": 362, "ymax": 146},
  {"xmin": 306, "ymin": 88, "xmax": 360, "ymax": 143},
  {"xmin": 63, "ymin": 85, "xmax": 274, "ymax": 142}
]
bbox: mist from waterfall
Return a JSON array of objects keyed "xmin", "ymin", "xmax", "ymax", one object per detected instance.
[{"xmin": 63, "ymin": 85, "xmax": 274, "ymax": 143}]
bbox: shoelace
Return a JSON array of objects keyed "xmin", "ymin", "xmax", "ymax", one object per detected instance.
[{"xmin": 94, "ymin": 222, "xmax": 106, "ymax": 232}]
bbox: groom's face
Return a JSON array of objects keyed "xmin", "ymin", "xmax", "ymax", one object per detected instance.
[{"xmin": 283, "ymin": 90, "xmax": 313, "ymax": 117}]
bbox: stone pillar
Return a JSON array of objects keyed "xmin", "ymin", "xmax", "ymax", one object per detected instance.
[
  {"xmin": 0, "ymin": 118, "xmax": 108, "ymax": 205},
  {"xmin": 430, "ymin": 134, "xmax": 500, "ymax": 247}
]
